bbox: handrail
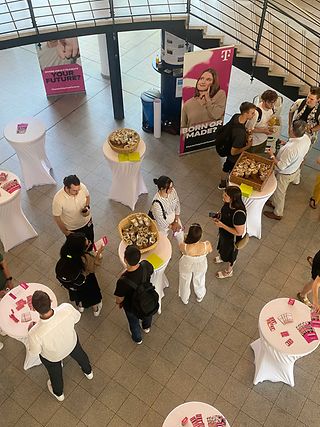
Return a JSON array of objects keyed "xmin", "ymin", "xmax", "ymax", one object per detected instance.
[{"xmin": 0, "ymin": 0, "xmax": 319, "ymax": 90}]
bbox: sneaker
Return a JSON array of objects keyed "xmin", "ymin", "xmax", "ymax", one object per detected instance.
[
  {"xmin": 85, "ymin": 371, "xmax": 94, "ymax": 380},
  {"xmin": 297, "ymin": 292, "xmax": 312, "ymax": 307},
  {"xmin": 143, "ymin": 328, "xmax": 151, "ymax": 334},
  {"xmin": 93, "ymin": 302, "xmax": 103, "ymax": 317},
  {"xmin": 196, "ymin": 296, "xmax": 204, "ymax": 303},
  {"xmin": 135, "ymin": 340, "xmax": 143, "ymax": 345},
  {"xmin": 0, "ymin": 342, "xmax": 3, "ymax": 350},
  {"xmin": 47, "ymin": 380, "xmax": 64, "ymax": 402},
  {"xmin": 78, "ymin": 304, "xmax": 84, "ymax": 313},
  {"xmin": 218, "ymin": 181, "xmax": 227, "ymax": 190}
]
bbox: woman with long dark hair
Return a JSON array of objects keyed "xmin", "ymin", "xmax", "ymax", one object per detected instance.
[
  {"xmin": 150, "ymin": 176, "xmax": 184, "ymax": 244},
  {"xmin": 181, "ymin": 67, "xmax": 227, "ymax": 128},
  {"xmin": 178, "ymin": 223, "xmax": 212, "ymax": 304},
  {"xmin": 57, "ymin": 232, "xmax": 104, "ymax": 316},
  {"xmin": 212, "ymin": 186, "xmax": 247, "ymax": 279}
]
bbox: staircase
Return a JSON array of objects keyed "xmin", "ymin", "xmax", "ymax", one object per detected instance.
[{"xmin": 0, "ymin": 0, "xmax": 319, "ymax": 100}]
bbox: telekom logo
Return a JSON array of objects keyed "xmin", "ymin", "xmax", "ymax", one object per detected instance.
[{"xmin": 221, "ymin": 49, "xmax": 232, "ymax": 61}]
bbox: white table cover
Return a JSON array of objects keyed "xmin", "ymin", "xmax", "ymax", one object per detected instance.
[
  {"xmin": 0, "ymin": 170, "xmax": 38, "ymax": 251},
  {"xmin": 163, "ymin": 401, "xmax": 230, "ymax": 427},
  {"xmin": 251, "ymin": 298, "xmax": 319, "ymax": 386},
  {"xmin": 230, "ymin": 173, "xmax": 277, "ymax": 239},
  {"xmin": 0, "ymin": 283, "xmax": 57, "ymax": 370},
  {"xmin": 118, "ymin": 232, "xmax": 172, "ymax": 314},
  {"xmin": 103, "ymin": 140, "xmax": 148, "ymax": 210},
  {"xmin": 4, "ymin": 118, "xmax": 56, "ymax": 190}
]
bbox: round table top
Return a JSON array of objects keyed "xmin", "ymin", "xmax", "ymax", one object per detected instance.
[
  {"xmin": 0, "ymin": 170, "xmax": 21, "ymax": 205},
  {"xmin": 118, "ymin": 231, "xmax": 172, "ymax": 271},
  {"xmin": 4, "ymin": 118, "xmax": 46, "ymax": 144},
  {"xmin": 0, "ymin": 283, "xmax": 57, "ymax": 339},
  {"xmin": 230, "ymin": 172, "xmax": 277, "ymax": 200},
  {"xmin": 103, "ymin": 139, "xmax": 146, "ymax": 163},
  {"xmin": 163, "ymin": 401, "xmax": 230, "ymax": 427},
  {"xmin": 259, "ymin": 298, "xmax": 320, "ymax": 356}
]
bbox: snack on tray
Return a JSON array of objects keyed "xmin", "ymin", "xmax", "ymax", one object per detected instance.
[
  {"xmin": 108, "ymin": 128, "xmax": 140, "ymax": 152},
  {"xmin": 0, "ymin": 172, "xmax": 8, "ymax": 182},
  {"xmin": 232, "ymin": 157, "xmax": 272, "ymax": 181},
  {"xmin": 119, "ymin": 213, "xmax": 158, "ymax": 253}
]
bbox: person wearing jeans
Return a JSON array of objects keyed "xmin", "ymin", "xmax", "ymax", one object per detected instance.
[
  {"xmin": 114, "ymin": 245, "xmax": 154, "ymax": 344},
  {"xmin": 28, "ymin": 291, "xmax": 93, "ymax": 401}
]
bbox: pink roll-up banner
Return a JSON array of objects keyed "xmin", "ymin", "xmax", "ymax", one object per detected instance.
[
  {"xmin": 180, "ymin": 46, "xmax": 234, "ymax": 154},
  {"xmin": 36, "ymin": 38, "xmax": 86, "ymax": 96}
]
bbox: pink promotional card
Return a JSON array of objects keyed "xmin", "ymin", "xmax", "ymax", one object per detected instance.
[
  {"xmin": 311, "ymin": 311, "xmax": 320, "ymax": 328},
  {"xmin": 281, "ymin": 331, "xmax": 289, "ymax": 337},
  {"xmin": 20, "ymin": 282, "xmax": 29, "ymax": 290}
]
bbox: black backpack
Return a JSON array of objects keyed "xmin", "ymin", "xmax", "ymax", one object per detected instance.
[
  {"xmin": 55, "ymin": 258, "xmax": 86, "ymax": 292},
  {"xmin": 123, "ymin": 261, "xmax": 159, "ymax": 319},
  {"xmin": 215, "ymin": 114, "xmax": 243, "ymax": 157},
  {"xmin": 148, "ymin": 200, "xmax": 166, "ymax": 220}
]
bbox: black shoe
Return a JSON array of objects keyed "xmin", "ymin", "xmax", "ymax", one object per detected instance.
[{"xmin": 218, "ymin": 181, "xmax": 227, "ymax": 190}]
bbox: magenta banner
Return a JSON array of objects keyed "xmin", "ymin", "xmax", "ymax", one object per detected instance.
[
  {"xmin": 180, "ymin": 46, "xmax": 234, "ymax": 154},
  {"xmin": 36, "ymin": 38, "xmax": 86, "ymax": 96}
]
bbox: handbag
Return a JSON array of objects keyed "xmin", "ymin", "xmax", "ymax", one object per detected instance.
[{"xmin": 233, "ymin": 210, "xmax": 249, "ymax": 250}]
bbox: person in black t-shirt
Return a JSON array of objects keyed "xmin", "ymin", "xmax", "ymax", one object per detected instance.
[
  {"xmin": 218, "ymin": 102, "xmax": 256, "ymax": 190},
  {"xmin": 211, "ymin": 186, "xmax": 246, "ymax": 279},
  {"xmin": 297, "ymin": 250, "xmax": 320, "ymax": 311},
  {"xmin": 114, "ymin": 245, "xmax": 154, "ymax": 344}
]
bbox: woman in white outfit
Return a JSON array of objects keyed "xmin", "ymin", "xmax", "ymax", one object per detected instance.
[
  {"xmin": 150, "ymin": 176, "xmax": 184, "ymax": 244},
  {"xmin": 179, "ymin": 224, "xmax": 212, "ymax": 304}
]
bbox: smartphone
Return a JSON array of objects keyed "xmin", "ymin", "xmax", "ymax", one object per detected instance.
[
  {"xmin": 209, "ymin": 211, "xmax": 218, "ymax": 218},
  {"xmin": 93, "ymin": 236, "xmax": 108, "ymax": 252}
]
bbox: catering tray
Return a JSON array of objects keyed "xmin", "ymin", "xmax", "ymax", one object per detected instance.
[{"xmin": 230, "ymin": 152, "xmax": 274, "ymax": 191}]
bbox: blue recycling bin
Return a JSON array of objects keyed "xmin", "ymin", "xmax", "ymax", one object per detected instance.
[{"xmin": 141, "ymin": 89, "xmax": 161, "ymax": 133}]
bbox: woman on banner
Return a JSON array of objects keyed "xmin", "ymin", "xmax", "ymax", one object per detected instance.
[
  {"xmin": 181, "ymin": 68, "xmax": 227, "ymax": 128},
  {"xmin": 211, "ymin": 186, "xmax": 247, "ymax": 279},
  {"xmin": 178, "ymin": 223, "xmax": 212, "ymax": 304}
]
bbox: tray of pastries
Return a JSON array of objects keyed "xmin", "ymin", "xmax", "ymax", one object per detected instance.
[
  {"xmin": 108, "ymin": 128, "xmax": 140, "ymax": 153},
  {"xmin": 230, "ymin": 152, "xmax": 274, "ymax": 191},
  {"xmin": 118, "ymin": 213, "xmax": 159, "ymax": 253}
]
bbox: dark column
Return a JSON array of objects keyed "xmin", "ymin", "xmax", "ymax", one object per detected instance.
[{"xmin": 106, "ymin": 32, "xmax": 124, "ymax": 120}]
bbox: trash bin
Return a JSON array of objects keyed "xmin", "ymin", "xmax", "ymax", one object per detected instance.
[{"xmin": 141, "ymin": 89, "xmax": 161, "ymax": 133}]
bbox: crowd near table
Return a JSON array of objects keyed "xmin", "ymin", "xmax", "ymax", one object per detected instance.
[
  {"xmin": 230, "ymin": 172, "xmax": 277, "ymax": 239},
  {"xmin": 0, "ymin": 283, "xmax": 57, "ymax": 370},
  {"xmin": 0, "ymin": 170, "xmax": 38, "ymax": 251},
  {"xmin": 162, "ymin": 401, "xmax": 230, "ymax": 427},
  {"xmin": 3, "ymin": 117, "xmax": 56, "ymax": 190},
  {"xmin": 103, "ymin": 139, "xmax": 148, "ymax": 210},
  {"xmin": 251, "ymin": 297, "xmax": 320, "ymax": 387},
  {"xmin": 118, "ymin": 231, "xmax": 172, "ymax": 314}
]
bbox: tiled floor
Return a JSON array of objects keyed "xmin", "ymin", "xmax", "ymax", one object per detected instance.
[{"xmin": 1, "ymin": 30, "xmax": 320, "ymax": 427}]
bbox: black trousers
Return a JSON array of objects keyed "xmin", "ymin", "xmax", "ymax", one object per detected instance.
[
  {"xmin": 73, "ymin": 218, "xmax": 94, "ymax": 246},
  {"xmin": 40, "ymin": 337, "xmax": 91, "ymax": 397}
]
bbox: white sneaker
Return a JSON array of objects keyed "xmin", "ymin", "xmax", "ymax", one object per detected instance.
[
  {"xmin": 78, "ymin": 304, "xmax": 84, "ymax": 313},
  {"xmin": 47, "ymin": 380, "xmax": 64, "ymax": 401},
  {"xmin": 143, "ymin": 328, "xmax": 151, "ymax": 334},
  {"xmin": 85, "ymin": 371, "xmax": 93, "ymax": 380},
  {"xmin": 93, "ymin": 302, "xmax": 102, "ymax": 317},
  {"xmin": 136, "ymin": 340, "xmax": 143, "ymax": 345},
  {"xmin": 196, "ymin": 296, "xmax": 204, "ymax": 303},
  {"xmin": 0, "ymin": 342, "xmax": 3, "ymax": 350}
]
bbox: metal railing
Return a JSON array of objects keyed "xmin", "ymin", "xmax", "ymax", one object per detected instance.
[{"xmin": 0, "ymin": 0, "xmax": 319, "ymax": 90}]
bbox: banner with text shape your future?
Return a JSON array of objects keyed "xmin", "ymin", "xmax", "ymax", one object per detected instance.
[
  {"xmin": 180, "ymin": 46, "xmax": 234, "ymax": 154},
  {"xmin": 36, "ymin": 38, "xmax": 85, "ymax": 96}
]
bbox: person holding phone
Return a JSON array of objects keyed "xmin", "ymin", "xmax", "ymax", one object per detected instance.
[
  {"xmin": 181, "ymin": 68, "xmax": 226, "ymax": 128},
  {"xmin": 211, "ymin": 186, "xmax": 246, "ymax": 279},
  {"xmin": 56, "ymin": 233, "xmax": 104, "ymax": 316},
  {"xmin": 178, "ymin": 224, "xmax": 212, "ymax": 304}
]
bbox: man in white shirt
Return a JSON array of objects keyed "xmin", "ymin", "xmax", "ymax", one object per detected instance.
[
  {"xmin": 264, "ymin": 120, "xmax": 311, "ymax": 220},
  {"xmin": 52, "ymin": 175, "xmax": 94, "ymax": 245},
  {"xmin": 246, "ymin": 90, "xmax": 279, "ymax": 154},
  {"xmin": 29, "ymin": 291, "xmax": 93, "ymax": 401}
]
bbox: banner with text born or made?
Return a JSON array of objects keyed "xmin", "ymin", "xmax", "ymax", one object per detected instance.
[
  {"xmin": 36, "ymin": 38, "xmax": 86, "ymax": 96},
  {"xmin": 180, "ymin": 46, "xmax": 234, "ymax": 154}
]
